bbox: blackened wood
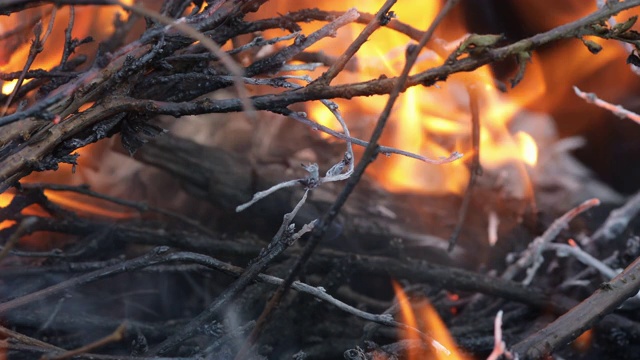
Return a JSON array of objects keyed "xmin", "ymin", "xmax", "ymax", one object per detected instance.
[{"xmin": 512, "ymin": 255, "xmax": 640, "ymax": 359}]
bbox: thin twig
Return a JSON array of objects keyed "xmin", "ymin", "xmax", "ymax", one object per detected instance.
[
  {"xmin": 282, "ymin": 109, "xmax": 461, "ymax": 164},
  {"xmin": 486, "ymin": 310, "xmax": 514, "ymax": 360},
  {"xmin": 0, "ymin": 217, "xmax": 37, "ymax": 262},
  {"xmin": 0, "ymin": 325, "xmax": 63, "ymax": 351},
  {"xmin": 40, "ymin": 323, "xmax": 126, "ymax": 360},
  {"xmin": 245, "ymin": 8, "xmax": 361, "ymax": 77},
  {"xmin": 573, "ymin": 86, "xmax": 640, "ymax": 125},
  {"xmin": 448, "ymin": 83, "xmax": 482, "ymax": 251},
  {"xmin": 592, "ymin": 188, "xmax": 640, "ymax": 242},
  {"xmin": 316, "ymin": 0, "xmax": 397, "ymax": 85},
  {"xmin": 59, "ymin": 6, "xmax": 75, "ymax": 66},
  {"xmin": 22, "ymin": 183, "xmax": 215, "ymax": 236},
  {"xmin": 1, "ymin": 17, "xmax": 48, "ymax": 116},
  {"xmin": 546, "ymin": 242, "xmax": 619, "ymax": 279},
  {"xmin": 502, "ymin": 198, "xmax": 601, "ymax": 284}
]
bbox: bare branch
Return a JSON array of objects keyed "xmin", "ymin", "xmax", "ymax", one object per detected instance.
[{"xmin": 574, "ymin": 86, "xmax": 640, "ymax": 125}]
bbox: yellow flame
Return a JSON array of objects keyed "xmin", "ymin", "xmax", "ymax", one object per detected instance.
[
  {"xmin": 515, "ymin": 131, "xmax": 538, "ymax": 166},
  {"xmin": 1, "ymin": 79, "xmax": 19, "ymax": 95}
]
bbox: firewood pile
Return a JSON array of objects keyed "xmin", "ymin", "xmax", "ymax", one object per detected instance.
[{"xmin": 1, "ymin": 1, "xmax": 640, "ymax": 359}]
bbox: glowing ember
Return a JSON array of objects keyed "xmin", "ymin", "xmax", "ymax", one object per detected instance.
[
  {"xmin": 0, "ymin": 192, "xmax": 16, "ymax": 230},
  {"xmin": 393, "ymin": 281, "xmax": 469, "ymax": 360},
  {"xmin": 572, "ymin": 328, "xmax": 593, "ymax": 353}
]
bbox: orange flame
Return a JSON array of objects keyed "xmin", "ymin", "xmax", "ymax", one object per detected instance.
[
  {"xmin": 1, "ymin": 3, "xmax": 133, "ymax": 91},
  {"xmin": 393, "ymin": 281, "xmax": 469, "ymax": 360}
]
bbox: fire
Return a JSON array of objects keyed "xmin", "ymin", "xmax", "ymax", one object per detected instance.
[
  {"xmin": 268, "ymin": 0, "xmax": 634, "ymax": 198},
  {"xmin": 273, "ymin": 0, "xmax": 550, "ymax": 195},
  {"xmin": 0, "ymin": 193, "xmax": 16, "ymax": 231},
  {"xmin": 514, "ymin": 131, "xmax": 538, "ymax": 166},
  {"xmin": 393, "ymin": 281, "xmax": 468, "ymax": 360}
]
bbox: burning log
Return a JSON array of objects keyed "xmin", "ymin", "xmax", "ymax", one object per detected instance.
[{"xmin": 1, "ymin": 1, "xmax": 640, "ymax": 360}]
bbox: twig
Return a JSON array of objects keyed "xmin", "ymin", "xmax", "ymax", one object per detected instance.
[
  {"xmin": 573, "ymin": 86, "xmax": 640, "ymax": 125},
  {"xmin": 316, "ymin": 0, "xmax": 397, "ymax": 85},
  {"xmin": 0, "ymin": 69, "xmax": 81, "ymax": 80},
  {"xmin": 0, "ymin": 325, "xmax": 63, "ymax": 351},
  {"xmin": 448, "ymin": 83, "xmax": 482, "ymax": 251},
  {"xmin": 226, "ymin": 32, "xmax": 299, "ymax": 56},
  {"xmin": 21, "ymin": 182, "xmax": 214, "ymax": 236},
  {"xmin": 1, "ymin": 342, "xmax": 185, "ymax": 360},
  {"xmin": 502, "ymin": 198, "xmax": 601, "ymax": 284},
  {"xmin": 236, "ymin": 83, "xmax": 355, "ymax": 213},
  {"xmin": 1, "ymin": 17, "xmax": 47, "ymax": 116},
  {"xmin": 0, "ymin": 247, "xmax": 171, "ymax": 315},
  {"xmin": 235, "ymin": 179, "xmax": 300, "ymax": 212},
  {"xmin": 0, "ymin": 216, "xmax": 38, "ymax": 262},
  {"xmin": 592, "ymin": 186, "xmax": 640, "ymax": 242},
  {"xmin": 486, "ymin": 310, "xmax": 514, "ymax": 360},
  {"xmin": 546, "ymin": 242, "xmax": 619, "ymax": 279},
  {"xmin": 245, "ymin": 8, "xmax": 361, "ymax": 77},
  {"xmin": 512, "ymin": 255, "xmax": 640, "ymax": 359},
  {"xmin": 40, "ymin": 322, "xmax": 126, "ymax": 360},
  {"xmin": 244, "ymin": 76, "xmax": 458, "ymax": 166},
  {"xmin": 282, "ymin": 109, "xmax": 461, "ymax": 164},
  {"xmin": 595, "ymin": 0, "xmax": 640, "ymax": 75}
]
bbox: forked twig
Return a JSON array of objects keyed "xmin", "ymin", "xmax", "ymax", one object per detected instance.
[{"xmin": 502, "ymin": 198, "xmax": 601, "ymax": 284}]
